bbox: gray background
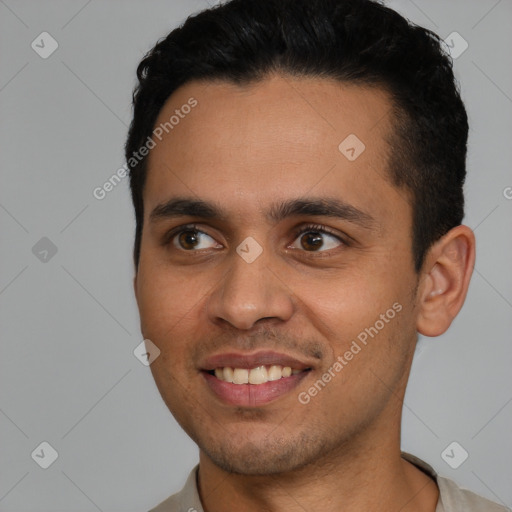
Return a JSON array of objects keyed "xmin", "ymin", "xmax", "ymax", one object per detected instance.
[{"xmin": 1, "ymin": 0, "xmax": 511, "ymax": 510}]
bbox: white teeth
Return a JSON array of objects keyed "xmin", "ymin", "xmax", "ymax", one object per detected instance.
[
  {"xmin": 248, "ymin": 366, "xmax": 268, "ymax": 384},
  {"xmin": 223, "ymin": 367, "xmax": 234, "ymax": 383},
  {"xmin": 213, "ymin": 365, "xmax": 300, "ymax": 385},
  {"xmin": 233, "ymin": 368, "xmax": 249, "ymax": 384},
  {"xmin": 268, "ymin": 365, "xmax": 283, "ymax": 381}
]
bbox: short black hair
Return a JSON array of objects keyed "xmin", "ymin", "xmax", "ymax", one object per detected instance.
[{"xmin": 125, "ymin": 0, "xmax": 468, "ymax": 272}]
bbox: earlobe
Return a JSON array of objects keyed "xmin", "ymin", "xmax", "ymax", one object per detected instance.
[{"xmin": 416, "ymin": 225, "xmax": 476, "ymax": 337}]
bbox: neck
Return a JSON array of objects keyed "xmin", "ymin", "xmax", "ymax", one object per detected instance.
[{"xmin": 197, "ymin": 421, "xmax": 438, "ymax": 512}]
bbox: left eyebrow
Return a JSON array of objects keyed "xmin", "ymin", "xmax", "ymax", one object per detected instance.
[
  {"xmin": 267, "ymin": 197, "xmax": 377, "ymax": 230},
  {"xmin": 149, "ymin": 196, "xmax": 377, "ymax": 230}
]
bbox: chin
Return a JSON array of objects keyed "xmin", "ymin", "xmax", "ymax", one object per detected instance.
[
  {"xmin": 198, "ymin": 430, "xmax": 330, "ymax": 476},
  {"xmin": 204, "ymin": 445, "xmax": 303, "ymax": 475}
]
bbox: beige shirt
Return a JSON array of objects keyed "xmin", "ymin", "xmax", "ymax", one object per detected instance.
[{"xmin": 149, "ymin": 453, "xmax": 510, "ymax": 512}]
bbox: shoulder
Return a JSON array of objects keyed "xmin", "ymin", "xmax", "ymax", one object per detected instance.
[
  {"xmin": 437, "ymin": 475, "xmax": 511, "ymax": 512},
  {"xmin": 149, "ymin": 492, "xmax": 182, "ymax": 512},
  {"xmin": 402, "ymin": 452, "xmax": 509, "ymax": 512}
]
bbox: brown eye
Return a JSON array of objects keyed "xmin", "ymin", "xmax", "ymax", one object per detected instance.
[
  {"xmin": 300, "ymin": 232, "xmax": 324, "ymax": 251},
  {"xmin": 290, "ymin": 227, "xmax": 344, "ymax": 252},
  {"xmin": 172, "ymin": 229, "xmax": 220, "ymax": 251},
  {"xmin": 178, "ymin": 230, "xmax": 199, "ymax": 250}
]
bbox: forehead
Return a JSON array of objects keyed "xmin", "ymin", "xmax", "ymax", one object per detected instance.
[{"xmin": 144, "ymin": 74, "xmax": 409, "ymax": 225}]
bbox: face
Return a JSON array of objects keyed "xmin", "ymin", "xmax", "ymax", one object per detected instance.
[{"xmin": 134, "ymin": 74, "xmax": 421, "ymax": 475}]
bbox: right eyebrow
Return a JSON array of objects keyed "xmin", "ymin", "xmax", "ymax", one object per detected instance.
[{"xmin": 149, "ymin": 198, "xmax": 226, "ymax": 223}]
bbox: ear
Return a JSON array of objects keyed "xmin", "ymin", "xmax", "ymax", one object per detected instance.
[{"xmin": 416, "ymin": 225, "xmax": 476, "ymax": 337}]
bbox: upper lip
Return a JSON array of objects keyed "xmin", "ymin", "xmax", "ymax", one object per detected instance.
[{"xmin": 199, "ymin": 350, "xmax": 314, "ymax": 371}]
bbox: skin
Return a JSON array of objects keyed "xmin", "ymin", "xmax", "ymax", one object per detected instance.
[{"xmin": 134, "ymin": 74, "xmax": 475, "ymax": 512}]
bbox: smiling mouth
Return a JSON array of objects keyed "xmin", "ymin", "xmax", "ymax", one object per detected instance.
[
  {"xmin": 206, "ymin": 365, "xmax": 311, "ymax": 385},
  {"xmin": 202, "ymin": 365, "xmax": 312, "ymax": 407},
  {"xmin": 199, "ymin": 350, "xmax": 315, "ymax": 406}
]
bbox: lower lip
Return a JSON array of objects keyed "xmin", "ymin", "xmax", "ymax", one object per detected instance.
[{"xmin": 202, "ymin": 371, "xmax": 310, "ymax": 407}]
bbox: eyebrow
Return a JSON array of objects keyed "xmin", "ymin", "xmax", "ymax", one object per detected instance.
[{"xmin": 149, "ymin": 197, "xmax": 376, "ymax": 229}]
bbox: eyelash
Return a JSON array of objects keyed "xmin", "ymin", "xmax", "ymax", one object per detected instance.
[
  {"xmin": 162, "ymin": 223, "xmax": 348, "ymax": 251},
  {"xmin": 290, "ymin": 223, "xmax": 348, "ymax": 249},
  {"xmin": 162, "ymin": 223, "xmax": 202, "ymax": 247}
]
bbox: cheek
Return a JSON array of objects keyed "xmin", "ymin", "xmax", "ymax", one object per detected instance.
[
  {"xmin": 292, "ymin": 267, "xmax": 399, "ymax": 336},
  {"xmin": 136, "ymin": 263, "xmax": 204, "ymax": 339}
]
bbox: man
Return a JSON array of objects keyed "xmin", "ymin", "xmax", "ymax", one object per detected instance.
[{"xmin": 125, "ymin": 0, "xmax": 508, "ymax": 510}]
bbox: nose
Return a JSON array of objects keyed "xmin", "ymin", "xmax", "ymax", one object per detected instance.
[{"xmin": 207, "ymin": 247, "xmax": 295, "ymax": 330}]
